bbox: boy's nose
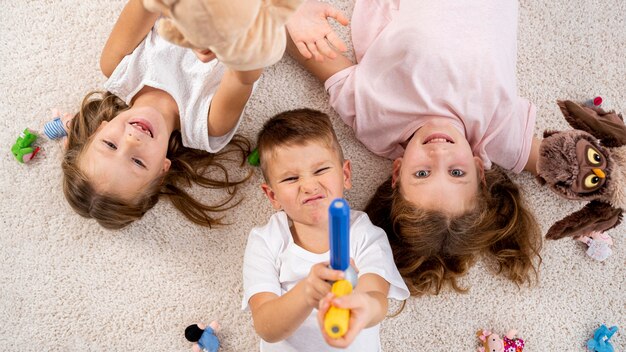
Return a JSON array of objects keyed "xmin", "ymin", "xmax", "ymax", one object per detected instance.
[{"xmin": 300, "ymin": 179, "xmax": 319, "ymax": 193}]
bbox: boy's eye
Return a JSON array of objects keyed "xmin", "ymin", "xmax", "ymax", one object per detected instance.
[
  {"xmin": 415, "ymin": 170, "xmax": 430, "ymax": 178},
  {"xmin": 315, "ymin": 167, "xmax": 330, "ymax": 174},
  {"xmin": 280, "ymin": 176, "xmax": 298, "ymax": 183},
  {"xmin": 450, "ymin": 169, "xmax": 465, "ymax": 177},
  {"xmin": 132, "ymin": 158, "xmax": 146, "ymax": 168},
  {"xmin": 103, "ymin": 140, "xmax": 117, "ymax": 150}
]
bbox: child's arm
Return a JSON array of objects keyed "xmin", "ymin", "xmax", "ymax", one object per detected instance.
[
  {"xmin": 206, "ymin": 68, "xmax": 263, "ymax": 137},
  {"xmin": 248, "ymin": 262, "xmax": 344, "ymax": 343},
  {"xmin": 316, "ymin": 273, "xmax": 390, "ymax": 348},
  {"xmin": 523, "ymin": 137, "xmax": 541, "ymax": 175},
  {"xmin": 100, "ymin": 0, "xmax": 160, "ymax": 78},
  {"xmin": 286, "ymin": 0, "xmax": 350, "ymax": 61}
]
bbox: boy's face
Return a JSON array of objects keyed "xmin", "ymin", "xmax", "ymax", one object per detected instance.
[{"xmin": 261, "ymin": 141, "xmax": 352, "ymax": 228}]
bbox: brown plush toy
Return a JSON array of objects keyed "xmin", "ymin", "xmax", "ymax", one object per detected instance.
[
  {"xmin": 143, "ymin": 0, "xmax": 303, "ymax": 71},
  {"xmin": 537, "ymin": 100, "xmax": 625, "ymax": 240}
]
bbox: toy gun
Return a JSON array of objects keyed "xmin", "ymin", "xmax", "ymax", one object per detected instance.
[{"xmin": 324, "ymin": 198, "xmax": 357, "ymax": 339}]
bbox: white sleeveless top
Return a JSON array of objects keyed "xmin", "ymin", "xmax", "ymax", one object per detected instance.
[{"xmin": 104, "ymin": 23, "xmax": 243, "ymax": 152}]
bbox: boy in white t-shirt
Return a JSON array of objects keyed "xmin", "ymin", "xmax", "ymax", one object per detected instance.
[{"xmin": 242, "ymin": 109, "xmax": 409, "ymax": 351}]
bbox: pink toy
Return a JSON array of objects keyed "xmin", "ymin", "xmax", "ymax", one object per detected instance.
[
  {"xmin": 586, "ymin": 96, "xmax": 603, "ymax": 108},
  {"xmin": 576, "ymin": 231, "xmax": 613, "ymax": 261},
  {"xmin": 477, "ymin": 329, "xmax": 525, "ymax": 352}
]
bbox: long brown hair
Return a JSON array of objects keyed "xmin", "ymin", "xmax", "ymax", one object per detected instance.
[
  {"xmin": 62, "ymin": 91, "xmax": 251, "ymax": 229},
  {"xmin": 365, "ymin": 168, "xmax": 542, "ymax": 295}
]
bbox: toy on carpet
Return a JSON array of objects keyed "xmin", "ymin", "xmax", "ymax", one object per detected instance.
[
  {"xmin": 142, "ymin": 0, "xmax": 303, "ymax": 71},
  {"xmin": 11, "ymin": 128, "xmax": 40, "ymax": 163},
  {"xmin": 43, "ymin": 108, "xmax": 72, "ymax": 140},
  {"xmin": 323, "ymin": 198, "xmax": 358, "ymax": 339},
  {"xmin": 586, "ymin": 96, "xmax": 605, "ymax": 109},
  {"xmin": 536, "ymin": 100, "xmax": 625, "ymax": 244},
  {"xmin": 185, "ymin": 321, "xmax": 220, "ymax": 352},
  {"xmin": 476, "ymin": 329, "xmax": 525, "ymax": 352},
  {"xmin": 576, "ymin": 230, "xmax": 613, "ymax": 261},
  {"xmin": 587, "ymin": 325, "xmax": 618, "ymax": 352}
]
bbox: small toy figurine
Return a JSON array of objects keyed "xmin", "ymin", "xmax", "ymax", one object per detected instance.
[
  {"xmin": 536, "ymin": 100, "xmax": 625, "ymax": 241},
  {"xmin": 11, "ymin": 128, "xmax": 40, "ymax": 163},
  {"xmin": 576, "ymin": 231, "xmax": 613, "ymax": 261},
  {"xmin": 43, "ymin": 108, "xmax": 72, "ymax": 140},
  {"xmin": 185, "ymin": 321, "xmax": 220, "ymax": 352},
  {"xmin": 586, "ymin": 96, "xmax": 604, "ymax": 108},
  {"xmin": 476, "ymin": 329, "xmax": 525, "ymax": 352},
  {"xmin": 587, "ymin": 325, "xmax": 618, "ymax": 352},
  {"xmin": 247, "ymin": 148, "xmax": 260, "ymax": 167}
]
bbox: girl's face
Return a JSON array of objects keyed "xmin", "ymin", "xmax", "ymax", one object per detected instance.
[
  {"xmin": 79, "ymin": 106, "xmax": 172, "ymax": 200},
  {"xmin": 392, "ymin": 120, "xmax": 484, "ymax": 215}
]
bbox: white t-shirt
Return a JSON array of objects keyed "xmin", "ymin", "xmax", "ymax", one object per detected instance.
[
  {"xmin": 242, "ymin": 210, "xmax": 410, "ymax": 352},
  {"xmin": 104, "ymin": 23, "xmax": 244, "ymax": 152}
]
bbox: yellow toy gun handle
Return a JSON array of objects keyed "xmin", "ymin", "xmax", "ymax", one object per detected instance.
[{"xmin": 323, "ymin": 279, "xmax": 353, "ymax": 339}]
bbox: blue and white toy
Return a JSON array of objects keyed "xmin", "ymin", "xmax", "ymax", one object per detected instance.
[
  {"xmin": 587, "ymin": 325, "xmax": 618, "ymax": 352},
  {"xmin": 185, "ymin": 321, "xmax": 220, "ymax": 352}
]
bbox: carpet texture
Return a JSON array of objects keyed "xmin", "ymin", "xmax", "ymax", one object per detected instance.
[{"xmin": 1, "ymin": 0, "xmax": 624, "ymax": 351}]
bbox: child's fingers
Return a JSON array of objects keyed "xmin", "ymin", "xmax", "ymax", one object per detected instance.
[
  {"xmin": 295, "ymin": 41, "xmax": 313, "ymax": 59},
  {"xmin": 325, "ymin": 31, "xmax": 347, "ymax": 53},
  {"xmin": 325, "ymin": 6, "xmax": 350, "ymax": 26},
  {"xmin": 305, "ymin": 42, "xmax": 324, "ymax": 62},
  {"xmin": 314, "ymin": 266, "xmax": 344, "ymax": 282},
  {"xmin": 315, "ymin": 39, "xmax": 337, "ymax": 59}
]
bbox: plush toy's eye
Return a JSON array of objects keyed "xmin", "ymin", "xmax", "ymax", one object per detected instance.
[
  {"xmin": 587, "ymin": 147, "xmax": 602, "ymax": 165},
  {"xmin": 584, "ymin": 173, "xmax": 601, "ymax": 188}
]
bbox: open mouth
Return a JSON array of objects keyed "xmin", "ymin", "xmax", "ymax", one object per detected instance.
[
  {"xmin": 129, "ymin": 119, "xmax": 154, "ymax": 138},
  {"xmin": 303, "ymin": 195, "xmax": 325, "ymax": 205},
  {"xmin": 423, "ymin": 133, "xmax": 454, "ymax": 144}
]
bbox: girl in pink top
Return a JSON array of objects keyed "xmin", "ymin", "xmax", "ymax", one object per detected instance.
[{"xmin": 286, "ymin": 0, "xmax": 542, "ymax": 296}]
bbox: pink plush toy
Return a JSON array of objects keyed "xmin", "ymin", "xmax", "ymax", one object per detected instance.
[{"xmin": 476, "ymin": 329, "xmax": 525, "ymax": 352}]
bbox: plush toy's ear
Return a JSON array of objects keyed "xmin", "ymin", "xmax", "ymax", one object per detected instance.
[
  {"xmin": 546, "ymin": 201, "xmax": 622, "ymax": 240},
  {"xmin": 157, "ymin": 18, "xmax": 195, "ymax": 48},
  {"xmin": 557, "ymin": 100, "xmax": 626, "ymax": 148}
]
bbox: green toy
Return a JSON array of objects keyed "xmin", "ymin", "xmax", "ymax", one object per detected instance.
[
  {"xmin": 247, "ymin": 148, "xmax": 260, "ymax": 166},
  {"xmin": 11, "ymin": 128, "xmax": 40, "ymax": 163}
]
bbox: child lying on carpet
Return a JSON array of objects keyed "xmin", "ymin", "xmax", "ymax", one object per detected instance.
[
  {"xmin": 286, "ymin": 0, "xmax": 543, "ymax": 295},
  {"xmin": 58, "ymin": 0, "xmax": 262, "ymax": 229},
  {"xmin": 241, "ymin": 109, "xmax": 409, "ymax": 351}
]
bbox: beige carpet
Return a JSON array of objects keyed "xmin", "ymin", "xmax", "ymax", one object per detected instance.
[{"xmin": 1, "ymin": 0, "xmax": 624, "ymax": 351}]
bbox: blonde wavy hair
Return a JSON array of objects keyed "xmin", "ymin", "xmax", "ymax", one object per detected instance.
[
  {"xmin": 365, "ymin": 168, "xmax": 542, "ymax": 295},
  {"xmin": 62, "ymin": 91, "xmax": 251, "ymax": 229}
]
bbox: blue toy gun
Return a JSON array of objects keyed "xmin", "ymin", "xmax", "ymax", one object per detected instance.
[{"xmin": 324, "ymin": 198, "xmax": 357, "ymax": 339}]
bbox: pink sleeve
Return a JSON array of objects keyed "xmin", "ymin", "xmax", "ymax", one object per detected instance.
[
  {"xmin": 325, "ymin": 65, "xmax": 357, "ymax": 129},
  {"xmin": 351, "ymin": 0, "xmax": 398, "ymax": 62}
]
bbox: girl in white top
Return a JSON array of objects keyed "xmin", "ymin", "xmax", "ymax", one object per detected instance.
[{"xmin": 61, "ymin": 0, "xmax": 262, "ymax": 229}]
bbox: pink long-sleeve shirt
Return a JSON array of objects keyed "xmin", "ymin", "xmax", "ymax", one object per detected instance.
[{"xmin": 326, "ymin": 0, "xmax": 535, "ymax": 172}]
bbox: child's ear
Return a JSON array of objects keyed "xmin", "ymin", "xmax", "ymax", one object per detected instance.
[
  {"xmin": 473, "ymin": 156, "xmax": 485, "ymax": 185},
  {"xmin": 342, "ymin": 160, "xmax": 352, "ymax": 190},
  {"xmin": 261, "ymin": 183, "xmax": 282, "ymax": 210},
  {"xmin": 391, "ymin": 158, "xmax": 402, "ymax": 188},
  {"xmin": 162, "ymin": 158, "xmax": 171, "ymax": 174}
]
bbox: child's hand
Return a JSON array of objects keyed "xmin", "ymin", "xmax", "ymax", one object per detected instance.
[
  {"xmin": 286, "ymin": 0, "xmax": 349, "ymax": 61},
  {"xmin": 302, "ymin": 262, "xmax": 345, "ymax": 308},
  {"xmin": 317, "ymin": 291, "xmax": 375, "ymax": 348}
]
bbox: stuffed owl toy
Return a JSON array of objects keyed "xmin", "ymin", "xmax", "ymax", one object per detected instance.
[
  {"xmin": 143, "ymin": 0, "xmax": 303, "ymax": 71},
  {"xmin": 537, "ymin": 100, "xmax": 625, "ymax": 240}
]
